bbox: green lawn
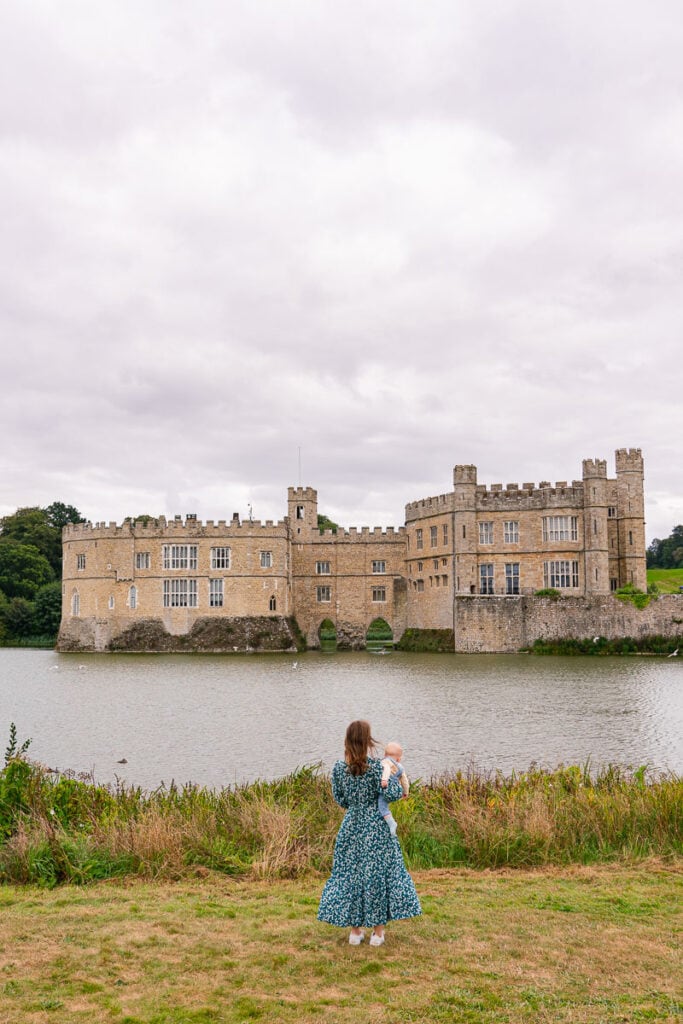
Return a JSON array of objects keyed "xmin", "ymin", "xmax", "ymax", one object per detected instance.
[
  {"xmin": 0, "ymin": 864, "xmax": 681, "ymax": 1023},
  {"xmin": 648, "ymin": 568, "xmax": 683, "ymax": 593}
]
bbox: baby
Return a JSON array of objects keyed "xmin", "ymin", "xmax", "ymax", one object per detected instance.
[{"xmin": 378, "ymin": 741, "xmax": 409, "ymax": 836}]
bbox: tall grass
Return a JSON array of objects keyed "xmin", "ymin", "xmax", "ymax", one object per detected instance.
[{"xmin": 1, "ymin": 746, "xmax": 681, "ymax": 885}]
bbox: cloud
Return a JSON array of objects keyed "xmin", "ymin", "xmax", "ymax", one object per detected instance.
[{"xmin": 0, "ymin": 0, "xmax": 681, "ymax": 540}]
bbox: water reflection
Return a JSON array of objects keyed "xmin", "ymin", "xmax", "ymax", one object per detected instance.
[{"xmin": 0, "ymin": 649, "xmax": 681, "ymax": 789}]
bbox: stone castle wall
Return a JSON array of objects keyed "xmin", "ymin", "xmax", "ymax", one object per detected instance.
[
  {"xmin": 453, "ymin": 594, "xmax": 683, "ymax": 653},
  {"xmin": 58, "ymin": 449, "xmax": 651, "ymax": 653}
]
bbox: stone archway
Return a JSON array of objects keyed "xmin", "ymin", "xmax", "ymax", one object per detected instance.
[
  {"xmin": 318, "ymin": 618, "xmax": 338, "ymax": 652},
  {"xmin": 366, "ymin": 617, "xmax": 393, "ymax": 651}
]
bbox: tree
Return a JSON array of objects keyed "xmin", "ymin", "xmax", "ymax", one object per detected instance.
[
  {"xmin": 0, "ymin": 597, "xmax": 35, "ymax": 639},
  {"xmin": 0, "ymin": 542, "xmax": 54, "ymax": 599},
  {"xmin": 317, "ymin": 513, "xmax": 339, "ymax": 534},
  {"xmin": 33, "ymin": 581, "xmax": 63, "ymax": 636},
  {"xmin": 0, "ymin": 507, "xmax": 61, "ymax": 573},
  {"xmin": 647, "ymin": 525, "xmax": 683, "ymax": 568},
  {"xmin": 45, "ymin": 502, "xmax": 85, "ymax": 532}
]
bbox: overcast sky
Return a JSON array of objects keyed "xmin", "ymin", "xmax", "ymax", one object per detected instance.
[{"xmin": 1, "ymin": 1, "xmax": 681, "ymax": 542}]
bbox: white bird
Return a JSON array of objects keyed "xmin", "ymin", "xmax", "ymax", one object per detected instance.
[
  {"xmin": 668, "ymin": 648, "xmax": 679, "ymax": 658},
  {"xmin": 592, "ymin": 636, "xmax": 600, "ymax": 643},
  {"xmin": 78, "ymin": 665, "xmax": 87, "ymax": 670},
  {"xmin": 292, "ymin": 661, "xmax": 298, "ymax": 669}
]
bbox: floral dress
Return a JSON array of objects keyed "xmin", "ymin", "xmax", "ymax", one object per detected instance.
[{"xmin": 317, "ymin": 757, "xmax": 422, "ymax": 928}]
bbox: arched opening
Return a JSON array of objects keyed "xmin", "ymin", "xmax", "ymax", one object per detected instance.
[
  {"xmin": 269, "ymin": 594, "xmax": 277, "ymax": 612},
  {"xmin": 366, "ymin": 617, "xmax": 393, "ymax": 652},
  {"xmin": 129, "ymin": 585, "xmax": 137, "ymax": 610},
  {"xmin": 71, "ymin": 590, "xmax": 80, "ymax": 617},
  {"xmin": 318, "ymin": 618, "xmax": 337, "ymax": 653}
]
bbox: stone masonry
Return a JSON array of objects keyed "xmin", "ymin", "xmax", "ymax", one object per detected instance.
[{"xmin": 58, "ymin": 449, "xmax": 662, "ymax": 653}]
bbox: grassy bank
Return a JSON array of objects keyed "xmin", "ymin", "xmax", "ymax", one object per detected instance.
[
  {"xmin": 1, "ymin": 753, "xmax": 681, "ymax": 885},
  {"xmin": 648, "ymin": 567, "xmax": 683, "ymax": 593},
  {"xmin": 527, "ymin": 634, "xmax": 682, "ymax": 655},
  {"xmin": 0, "ymin": 864, "xmax": 680, "ymax": 1023}
]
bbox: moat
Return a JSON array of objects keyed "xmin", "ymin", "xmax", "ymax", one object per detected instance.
[{"xmin": 1, "ymin": 649, "xmax": 681, "ymax": 789}]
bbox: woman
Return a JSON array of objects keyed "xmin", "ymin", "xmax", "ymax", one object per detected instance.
[{"xmin": 317, "ymin": 720, "xmax": 421, "ymax": 945}]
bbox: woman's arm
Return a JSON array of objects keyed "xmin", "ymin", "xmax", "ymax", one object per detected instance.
[{"xmin": 331, "ymin": 761, "xmax": 350, "ymax": 808}]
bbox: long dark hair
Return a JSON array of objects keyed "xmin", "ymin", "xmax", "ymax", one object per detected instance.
[{"xmin": 344, "ymin": 720, "xmax": 378, "ymax": 776}]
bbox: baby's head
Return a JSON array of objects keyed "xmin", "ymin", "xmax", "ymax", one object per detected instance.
[{"xmin": 384, "ymin": 741, "xmax": 403, "ymax": 761}]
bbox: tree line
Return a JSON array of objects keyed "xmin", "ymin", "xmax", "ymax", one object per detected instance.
[
  {"xmin": 0, "ymin": 503, "xmax": 84, "ymax": 646},
  {"xmin": 646, "ymin": 524, "xmax": 683, "ymax": 569}
]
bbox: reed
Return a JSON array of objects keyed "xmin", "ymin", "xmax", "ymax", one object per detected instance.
[{"xmin": 1, "ymin": 743, "xmax": 680, "ymax": 885}]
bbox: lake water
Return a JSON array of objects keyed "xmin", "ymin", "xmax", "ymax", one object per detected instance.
[{"xmin": 1, "ymin": 649, "xmax": 681, "ymax": 789}]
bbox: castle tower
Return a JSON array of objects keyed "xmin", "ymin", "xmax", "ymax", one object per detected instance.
[
  {"xmin": 287, "ymin": 486, "xmax": 318, "ymax": 540},
  {"xmin": 453, "ymin": 465, "xmax": 478, "ymax": 594},
  {"xmin": 615, "ymin": 448, "xmax": 646, "ymax": 590},
  {"xmin": 582, "ymin": 458, "xmax": 610, "ymax": 595}
]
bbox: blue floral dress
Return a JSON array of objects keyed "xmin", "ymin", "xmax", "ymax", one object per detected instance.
[{"xmin": 317, "ymin": 757, "xmax": 422, "ymax": 928}]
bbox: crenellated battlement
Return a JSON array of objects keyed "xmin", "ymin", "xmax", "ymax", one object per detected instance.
[
  {"xmin": 405, "ymin": 493, "xmax": 454, "ymax": 520},
  {"xmin": 582, "ymin": 458, "xmax": 608, "ymax": 478},
  {"xmin": 453, "ymin": 465, "xmax": 477, "ymax": 485},
  {"xmin": 473, "ymin": 481, "xmax": 584, "ymax": 503},
  {"xmin": 319, "ymin": 525, "xmax": 407, "ymax": 541},
  {"xmin": 63, "ymin": 517, "xmax": 288, "ymax": 540},
  {"xmin": 615, "ymin": 447, "xmax": 643, "ymax": 473},
  {"xmin": 288, "ymin": 486, "xmax": 318, "ymax": 500}
]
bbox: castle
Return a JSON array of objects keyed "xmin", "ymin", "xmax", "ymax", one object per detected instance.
[{"xmin": 58, "ymin": 448, "xmax": 648, "ymax": 653}]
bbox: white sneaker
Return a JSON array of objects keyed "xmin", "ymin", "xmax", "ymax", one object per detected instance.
[
  {"xmin": 349, "ymin": 930, "xmax": 365, "ymax": 945},
  {"xmin": 369, "ymin": 932, "xmax": 385, "ymax": 947}
]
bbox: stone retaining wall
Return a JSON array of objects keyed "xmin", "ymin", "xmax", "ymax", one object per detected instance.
[{"xmin": 453, "ymin": 594, "xmax": 683, "ymax": 653}]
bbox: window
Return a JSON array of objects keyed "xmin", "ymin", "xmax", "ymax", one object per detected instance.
[
  {"xmin": 504, "ymin": 521, "xmax": 519, "ymax": 544},
  {"xmin": 108, "ymin": 596, "xmax": 115, "ymax": 610},
  {"xmin": 129, "ymin": 586, "xmax": 137, "ymax": 610},
  {"xmin": 135, "ymin": 552, "xmax": 151, "ymax": 570},
  {"xmin": 316, "ymin": 561, "xmax": 331, "ymax": 575},
  {"xmin": 443, "ymin": 524, "xmax": 448, "ymax": 545},
  {"xmin": 543, "ymin": 561, "xmax": 579, "ymax": 589},
  {"xmin": 608, "ymin": 507, "xmax": 617, "ymax": 518},
  {"xmin": 442, "ymin": 558, "xmax": 448, "ymax": 566},
  {"xmin": 417, "ymin": 561, "xmax": 423, "ymax": 572},
  {"xmin": 629, "ymin": 531, "xmax": 633, "ymax": 545},
  {"xmin": 416, "ymin": 529, "xmax": 423, "ymax": 549},
  {"xmin": 372, "ymin": 560, "xmax": 386, "ymax": 574},
  {"xmin": 442, "ymin": 575, "xmax": 448, "ymax": 587},
  {"xmin": 505, "ymin": 563, "xmax": 520, "ymax": 595},
  {"xmin": 316, "ymin": 586, "xmax": 331, "ymax": 602},
  {"xmin": 542, "ymin": 516, "xmax": 578, "ymax": 542},
  {"xmin": 416, "ymin": 579, "xmax": 424, "ymax": 592},
  {"xmin": 372, "ymin": 586, "xmax": 386, "ymax": 602},
  {"xmin": 479, "ymin": 522, "xmax": 494, "ymax": 544},
  {"xmin": 260, "ymin": 551, "xmax": 272, "ymax": 568},
  {"xmin": 163, "ymin": 579, "xmax": 198, "ymax": 607},
  {"xmin": 211, "ymin": 547, "xmax": 231, "ymax": 570},
  {"xmin": 430, "ymin": 526, "xmax": 438, "ymax": 547},
  {"xmin": 77, "ymin": 554, "xmax": 86, "ymax": 571},
  {"xmin": 71, "ymin": 591, "xmax": 80, "ymax": 616},
  {"xmin": 163, "ymin": 545, "xmax": 198, "ymax": 570},
  {"xmin": 433, "ymin": 559, "xmax": 439, "ymax": 570},
  {"xmin": 269, "ymin": 595, "xmax": 277, "ymax": 611},
  {"xmin": 610, "ymin": 578, "xmax": 618, "ymax": 592},
  {"xmin": 209, "ymin": 579, "xmax": 224, "ymax": 608},
  {"xmin": 296, "ymin": 505, "xmax": 304, "ymax": 519},
  {"xmin": 462, "ymin": 525, "xmax": 466, "ymax": 539},
  {"xmin": 479, "ymin": 564, "xmax": 494, "ymax": 594}
]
